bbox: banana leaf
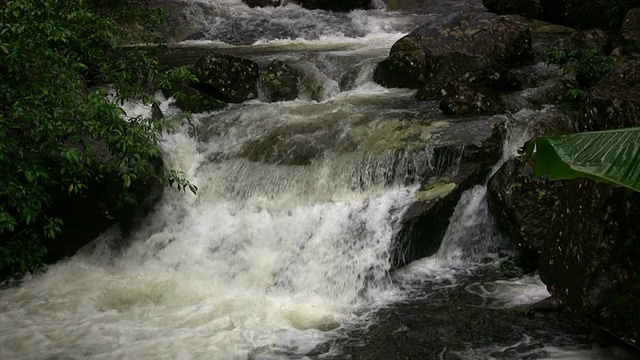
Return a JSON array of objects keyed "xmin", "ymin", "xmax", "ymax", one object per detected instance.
[{"xmin": 521, "ymin": 127, "xmax": 640, "ymax": 193}]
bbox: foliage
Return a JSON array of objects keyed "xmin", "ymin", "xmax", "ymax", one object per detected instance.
[
  {"xmin": 0, "ymin": 0, "xmax": 196, "ymax": 277},
  {"xmin": 548, "ymin": 48, "xmax": 617, "ymax": 101},
  {"xmin": 603, "ymin": 0, "xmax": 634, "ymax": 28},
  {"xmin": 521, "ymin": 128, "xmax": 640, "ymax": 193}
]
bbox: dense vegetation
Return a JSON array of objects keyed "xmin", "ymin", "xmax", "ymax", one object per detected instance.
[{"xmin": 0, "ymin": 0, "xmax": 195, "ymax": 277}]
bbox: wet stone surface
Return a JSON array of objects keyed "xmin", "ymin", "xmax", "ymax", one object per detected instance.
[{"xmin": 309, "ymin": 267, "xmax": 630, "ymax": 360}]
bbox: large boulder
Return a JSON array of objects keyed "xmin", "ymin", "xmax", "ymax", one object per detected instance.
[
  {"xmin": 192, "ymin": 53, "xmax": 259, "ymax": 103},
  {"xmin": 416, "ymin": 52, "xmax": 522, "ymax": 100},
  {"xmin": 439, "ymin": 84, "xmax": 506, "ymax": 116},
  {"xmin": 487, "ymin": 147, "xmax": 640, "ymax": 344},
  {"xmin": 390, "ymin": 14, "xmax": 533, "ymax": 67},
  {"xmin": 487, "ymin": 158, "xmax": 558, "ymax": 270},
  {"xmin": 539, "ymin": 181, "xmax": 640, "ymax": 344},
  {"xmin": 374, "ymin": 13, "xmax": 533, "ymax": 90},
  {"xmin": 259, "ymin": 59, "xmax": 302, "ymax": 102},
  {"xmin": 373, "ymin": 49, "xmax": 429, "ymax": 89},
  {"xmin": 576, "ymin": 59, "xmax": 640, "ymax": 131},
  {"xmin": 296, "ymin": 0, "xmax": 371, "ymax": 11},
  {"xmin": 622, "ymin": 8, "xmax": 640, "ymax": 48}
]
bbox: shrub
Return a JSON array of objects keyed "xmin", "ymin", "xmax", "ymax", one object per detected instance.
[{"xmin": 0, "ymin": 0, "xmax": 195, "ymax": 277}]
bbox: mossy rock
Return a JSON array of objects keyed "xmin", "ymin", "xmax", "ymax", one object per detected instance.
[
  {"xmin": 192, "ymin": 52, "xmax": 259, "ymax": 103},
  {"xmin": 259, "ymin": 59, "xmax": 301, "ymax": 102}
]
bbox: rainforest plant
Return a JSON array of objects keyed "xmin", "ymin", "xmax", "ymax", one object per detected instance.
[
  {"xmin": 0, "ymin": 0, "xmax": 195, "ymax": 277},
  {"xmin": 522, "ymin": 128, "xmax": 640, "ymax": 193}
]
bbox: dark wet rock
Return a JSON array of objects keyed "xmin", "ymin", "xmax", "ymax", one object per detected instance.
[
  {"xmin": 315, "ymin": 268, "xmax": 608, "ymax": 360},
  {"xmin": 259, "ymin": 59, "xmax": 301, "ymax": 102},
  {"xmin": 482, "ymin": 0, "xmax": 545, "ymax": 18},
  {"xmin": 576, "ymin": 59, "xmax": 640, "ymax": 131},
  {"xmin": 439, "ymin": 84, "xmax": 506, "ymax": 116},
  {"xmin": 296, "ymin": 0, "xmax": 371, "ymax": 11},
  {"xmin": 393, "ymin": 121, "xmax": 505, "ymax": 268},
  {"xmin": 552, "ymin": 29, "xmax": 612, "ymax": 55},
  {"xmin": 487, "ymin": 158, "xmax": 558, "ymax": 270},
  {"xmin": 240, "ymin": 121, "xmax": 335, "ymax": 165},
  {"xmin": 538, "ymin": 180, "xmax": 640, "ymax": 345},
  {"xmin": 151, "ymin": 102, "xmax": 163, "ymax": 120},
  {"xmin": 395, "ymin": 163, "xmax": 489, "ymax": 267},
  {"xmin": 243, "ymin": 0, "xmax": 282, "ymax": 7},
  {"xmin": 375, "ymin": 13, "xmax": 533, "ymax": 91},
  {"xmin": 390, "ymin": 13, "xmax": 533, "ymax": 68},
  {"xmin": 162, "ymin": 81, "xmax": 227, "ymax": 113},
  {"xmin": 150, "ymin": 0, "xmax": 215, "ymax": 43},
  {"xmin": 622, "ymin": 8, "xmax": 640, "ymax": 48},
  {"xmin": 487, "ymin": 144, "xmax": 640, "ymax": 344},
  {"xmin": 192, "ymin": 53, "xmax": 259, "ymax": 103},
  {"xmin": 610, "ymin": 46, "xmax": 633, "ymax": 62},
  {"xmin": 373, "ymin": 49, "xmax": 428, "ymax": 89},
  {"xmin": 416, "ymin": 53, "xmax": 522, "ymax": 101},
  {"xmin": 482, "ymin": 0, "xmax": 566, "ymax": 23},
  {"xmin": 45, "ymin": 148, "xmax": 164, "ymax": 265},
  {"xmin": 565, "ymin": 0, "xmax": 639, "ymax": 29}
]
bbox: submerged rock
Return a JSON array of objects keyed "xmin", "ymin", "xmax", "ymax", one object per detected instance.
[
  {"xmin": 259, "ymin": 59, "xmax": 301, "ymax": 102},
  {"xmin": 192, "ymin": 53, "xmax": 259, "ymax": 103}
]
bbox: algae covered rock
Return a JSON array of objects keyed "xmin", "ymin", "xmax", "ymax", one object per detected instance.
[
  {"xmin": 192, "ymin": 52, "xmax": 259, "ymax": 103},
  {"xmin": 259, "ymin": 59, "xmax": 301, "ymax": 102}
]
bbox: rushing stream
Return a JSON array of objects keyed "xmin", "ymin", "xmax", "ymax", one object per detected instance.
[{"xmin": 0, "ymin": 1, "xmax": 637, "ymax": 359}]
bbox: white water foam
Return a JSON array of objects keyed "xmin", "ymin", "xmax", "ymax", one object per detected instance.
[{"xmin": 0, "ymin": 118, "xmax": 418, "ymax": 359}]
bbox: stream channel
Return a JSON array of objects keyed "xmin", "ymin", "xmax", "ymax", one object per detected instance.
[{"xmin": 1, "ymin": 0, "xmax": 639, "ymax": 359}]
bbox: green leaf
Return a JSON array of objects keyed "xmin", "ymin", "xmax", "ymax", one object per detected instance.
[{"xmin": 522, "ymin": 127, "xmax": 640, "ymax": 192}]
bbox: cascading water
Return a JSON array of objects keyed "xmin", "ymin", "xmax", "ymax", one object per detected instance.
[{"xmin": 1, "ymin": 2, "xmax": 636, "ymax": 359}]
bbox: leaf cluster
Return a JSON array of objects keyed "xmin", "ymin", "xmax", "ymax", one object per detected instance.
[
  {"xmin": 548, "ymin": 48, "xmax": 617, "ymax": 101},
  {"xmin": 0, "ymin": 0, "xmax": 195, "ymax": 277},
  {"xmin": 521, "ymin": 128, "xmax": 640, "ymax": 193}
]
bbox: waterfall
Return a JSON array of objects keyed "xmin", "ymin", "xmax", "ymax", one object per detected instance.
[{"xmin": 1, "ymin": 1, "xmax": 632, "ymax": 358}]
